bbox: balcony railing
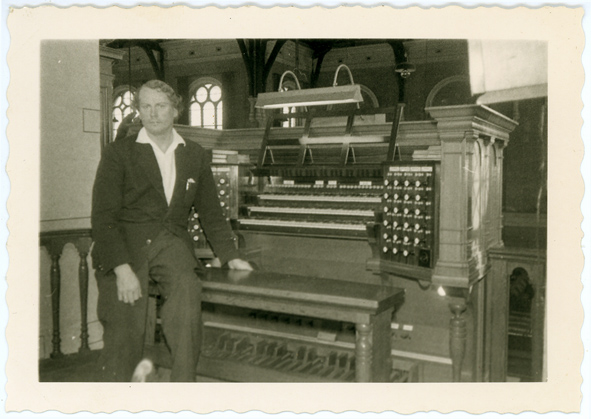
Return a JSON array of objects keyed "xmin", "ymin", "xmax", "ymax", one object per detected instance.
[{"xmin": 39, "ymin": 228, "xmax": 93, "ymax": 358}]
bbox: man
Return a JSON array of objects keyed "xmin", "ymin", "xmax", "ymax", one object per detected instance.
[{"xmin": 92, "ymin": 79, "xmax": 252, "ymax": 382}]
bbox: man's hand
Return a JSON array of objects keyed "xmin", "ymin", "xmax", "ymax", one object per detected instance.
[
  {"xmin": 227, "ymin": 258, "xmax": 254, "ymax": 271},
  {"xmin": 113, "ymin": 263, "xmax": 142, "ymax": 305}
]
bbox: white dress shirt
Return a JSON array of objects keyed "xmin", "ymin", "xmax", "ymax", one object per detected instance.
[{"xmin": 136, "ymin": 127, "xmax": 186, "ymax": 205}]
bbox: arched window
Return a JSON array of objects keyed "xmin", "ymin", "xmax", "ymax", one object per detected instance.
[
  {"xmin": 112, "ymin": 86, "xmax": 136, "ymax": 139},
  {"xmin": 425, "ymin": 75, "xmax": 473, "ymax": 109},
  {"xmin": 189, "ymin": 78, "xmax": 223, "ymax": 129}
]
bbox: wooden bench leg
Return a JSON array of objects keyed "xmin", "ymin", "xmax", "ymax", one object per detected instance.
[{"xmin": 355, "ymin": 309, "xmax": 392, "ymax": 382}]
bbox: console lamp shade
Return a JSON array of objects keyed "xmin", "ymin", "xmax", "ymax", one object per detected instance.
[{"xmin": 255, "ymin": 64, "xmax": 363, "ymax": 109}]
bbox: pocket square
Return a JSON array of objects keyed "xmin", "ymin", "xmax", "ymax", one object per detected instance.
[{"xmin": 186, "ymin": 178, "xmax": 195, "ymax": 190}]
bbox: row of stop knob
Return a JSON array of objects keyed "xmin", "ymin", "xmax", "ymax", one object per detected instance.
[
  {"xmin": 383, "ymin": 191, "xmax": 430, "ymax": 202},
  {"xmin": 382, "ymin": 219, "xmax": 432, "ymax": 231},
  {"xmin": 383, "ymin": 246, "xmax": 413, "ymax": 257},
  {"xmin": 384, "ymin": 178, "xmax": 432, "ymax": 188},
  {"xmin": 383, "ymin": 204, "xmax": 432, "ymax": 216},
  {"xmin": 215, "ymin": 175, "xmax": 231, "ymax": 220},
  {"xmin": 381, "ymin": 230, "xmax": 432, "ymax": 251}
]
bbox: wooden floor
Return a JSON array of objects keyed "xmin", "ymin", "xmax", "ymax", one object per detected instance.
[
  {"xmin": 39, "ymin": 350, "xmax": 102, "ymax": 382},
  {"xmin": 39, "ymin": 350, "xmax": 220, "ymax": 382},
  {"xmin": 39, "ymin": 347, "xmax": 534, "ymax": 382}
]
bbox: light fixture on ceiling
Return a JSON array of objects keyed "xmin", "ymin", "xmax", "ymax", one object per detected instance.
[
  {"xmin": 395, "ymin": 52, "xmax": 416, "ymax": 79},
  {"xmin": 255, "ymin": 64, "xmax": 363, "ymax": 109}
]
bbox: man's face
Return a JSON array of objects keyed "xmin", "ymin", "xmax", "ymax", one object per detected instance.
[{"xmin": 137, "ymin": 87, "xmax": 178, "ymax": 138}]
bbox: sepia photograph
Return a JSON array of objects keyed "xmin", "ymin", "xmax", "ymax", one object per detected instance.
[
  {"xmin": 4, "ymin": 5, "xmax": 586, "ymax": 416},
  {"xmin": 38, "ymin": 37, "xmax": 547, "ymax": 384}
]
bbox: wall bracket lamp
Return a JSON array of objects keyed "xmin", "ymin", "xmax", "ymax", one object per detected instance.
[{"xmin": 395, "ymin": 52, "xmax": 416, "ymax": 79}]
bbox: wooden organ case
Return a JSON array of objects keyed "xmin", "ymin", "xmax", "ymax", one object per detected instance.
[
  {"xmin": 366, "ymin": 105, "xmax": 518, "ymax": 381},
  {"xmin": 179, "ymin": 104, "xmax": 517, "ymax": 382}
]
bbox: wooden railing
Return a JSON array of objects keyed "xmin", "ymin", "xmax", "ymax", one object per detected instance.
[
  {"xmin": 39, "ymin": 229, "xmax": 404, "ymax": 382},
  {"xmin": 40, "ymin": 228, "xmax": 93, "ymax": 358}
]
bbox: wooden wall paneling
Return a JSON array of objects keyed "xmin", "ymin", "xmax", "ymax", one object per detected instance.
[{"xmin": 488, "ymin": 247, "xmax": 546, "ymax": 381}]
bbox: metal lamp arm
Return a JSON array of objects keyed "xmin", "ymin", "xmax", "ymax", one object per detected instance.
[
  {"xmin": 278, "ymin": 70, "xmax": 302, "ymax": 92},
  {"xmin": 333, "ymin": 64, "xmax": 356, "ymax": 87}
]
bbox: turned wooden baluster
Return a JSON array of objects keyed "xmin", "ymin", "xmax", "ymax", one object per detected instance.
[
  {"xmin": 48, "ymin": 248, "xmax": 63, "ymax": 358},
  {"xmin": 75, "ymin": 237, "xmax": 93, "ymax": 353},
  {"xmin": 449, "ymin": 300, "xmax": 468, "ymax": 382}
]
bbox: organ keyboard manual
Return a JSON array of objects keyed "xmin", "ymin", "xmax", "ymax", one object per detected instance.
[{"xmin": 237, "ymin": 105, "xmax": 405, "ymax": 239}]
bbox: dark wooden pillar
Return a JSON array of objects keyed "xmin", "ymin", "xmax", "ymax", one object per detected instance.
[
  {"xmin": 310, "ymin": 46, "xmax": 332, "ymax": 88},
  {"xmin": 237, "ymin": 39, "xmax": 287, "ymax": 126}
]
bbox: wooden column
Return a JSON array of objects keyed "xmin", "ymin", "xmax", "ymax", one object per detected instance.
[
  {"xmin": 492, "ymin": 140, "xmax": 507, "ymax": 247},
  {"xmin": 426, "ymin": 105, "xmax": 517, "ymax": 288},
  {"xmin": 426, "ymin": 105, "xmax": 517, "ymax": 381}
]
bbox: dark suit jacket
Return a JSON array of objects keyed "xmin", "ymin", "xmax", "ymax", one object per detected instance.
[{"xmin": 91, "ymin": 132, "xmax": 241, "ymax": 274}]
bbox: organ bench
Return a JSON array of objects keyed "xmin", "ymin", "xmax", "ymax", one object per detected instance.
[{"xmin": 145, "ymin": 267, "xmax": 405, "ymax": 382}]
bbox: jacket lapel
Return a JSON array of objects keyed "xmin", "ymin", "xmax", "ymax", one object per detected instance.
[
  {"xmin": 170, "ymin": 143, "xmax": 191, "ymax": 208},
  {"xmin": 133, "ymin": 142, "xmax": 168, "ymax": 204}
]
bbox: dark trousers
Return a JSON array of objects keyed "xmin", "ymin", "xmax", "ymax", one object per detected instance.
[{"xmin": 96, "ymin": 230, "xmax": 202, "ymax": 382}]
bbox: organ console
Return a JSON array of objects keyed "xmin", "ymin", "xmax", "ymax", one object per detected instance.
[
  {"xmin": 237, "ymin": 106, "xmax": 404, "ymax": 239},
  {"xmin": 176, "ymin": 104, "xmax": 519, "ymax": 382}
]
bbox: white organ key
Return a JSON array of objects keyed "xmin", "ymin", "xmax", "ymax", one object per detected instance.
[
  {"xmin": 258, "ymin": 194, "xmax": 381, "ymax": 204},
  {"xmin": 247, "ymin": 206, "xmax": 374, "ymax": 217},
  {"xmin": 238, "ymin": 219, "xmax": 366, "ymax": 231}
]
